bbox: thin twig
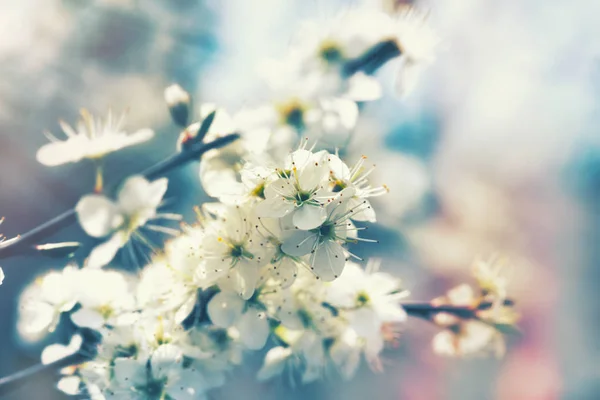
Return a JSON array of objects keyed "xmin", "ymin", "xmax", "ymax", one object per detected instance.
[
  {"xmin": 0, "ymin": 352, "xmax": 85, "ymax": 397},
  {"xmin": 0, "ymin": 133, "xmax": 239, "ymax": 260},
  {"xmin": 402, "ymin": 302, "xmax": 477, "ymax": 320}
]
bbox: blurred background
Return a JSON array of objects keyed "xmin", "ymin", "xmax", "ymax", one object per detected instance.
[{"xmin": 0, "ymin": 0, "xmax": 599, "ymax": 398}]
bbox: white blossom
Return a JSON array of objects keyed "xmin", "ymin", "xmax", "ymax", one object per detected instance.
[
  {"xmin": 327, "ymin": 260, "xmax": 407, "ymax": 362},
  {"xmin": 280, "ymin": 187, "xmax": 371, "ymax": 281},
  {"xmin": 76, "ymin": 175, "xmax": 171, "ymax": 268},
  {"xmin": 70, "ymin": 269, "xmax": 136, "ymax": 330},
  {"xmin": 255, "ymin": 148, "xmax": 333, "ymax": 230},
  {"xmin": 389, "ymin": 8, "xmax": 439, "ymax": 95},
  {"xmin": 17, "ymin": 266, "xmax": 79, "ymax": 341},
  {"xmin": 36, "ymin": 109, "xmax": 153, "ymax": 166}
]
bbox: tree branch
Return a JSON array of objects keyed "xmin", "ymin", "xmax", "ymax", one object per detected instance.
[{"xmin": 0, "ymin": 352, "xmax": 86, "ymax": 397}]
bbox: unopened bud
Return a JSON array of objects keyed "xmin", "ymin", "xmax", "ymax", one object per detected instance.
[
  {"xmin": 164, "ymin": 84, "xmax": 192, "ymax": 127},
  {"xmin": 176, "ymin": 122, "xmax": 201, "ymax": 152}
]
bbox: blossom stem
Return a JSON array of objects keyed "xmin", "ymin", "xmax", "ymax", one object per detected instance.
[
  {"xmin": 94, "ymin": 160, "xmax": 104, "ymax": 194},
  {"xmin": 402, "ymin": 302, "xmax": 476, "ymax": 320},
  {"xmin": 342, "ymin": 39, "xmax": 401, "ymax": 77},
  {"xmin": 0, "ymin": 133, "xmax": 240, "ymax": 260},
  {"xmin": 0, "ymin": 352, "xmax": 85, "ymax": 397}
]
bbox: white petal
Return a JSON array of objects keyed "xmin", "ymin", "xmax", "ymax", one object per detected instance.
[
  {"xmin": 395, "ymin": 59, "xmax": 422, "ymax": 97},
  {"xmin": 349, "ymin": 197, "xmax": 376, "ymax": 222},
  {"xmin": 298, "ymin": 163, "xmax": 327, "ymax": 192},
  {"xmin": 150, "ymin": 344, "xmax": 183, "ymax": 377},
  {"xmin": 281, "ymin": 230, "xmax": 318, "ymax": 257},
  {"xmin": 292, "ymin": 204, "xmax": 326, "ymax": 230},
  {"xmin": 117, "ymin": 175, "xmax": 167, "ymax": 216},
  {"xmin": 86, "ymin": 233, "xmax": 125, "ymax": 269},
  {"xmin": 234, "ymin": 263, "xmax": 260, "ymax": 300},
  {"xmin": 70, "ymin": 308, "xmax": 105, "ymax": 329},
  {"xmin": 57, "ymin": 376, "xmax": 81, "ymax": 395},
  {"xmin": 207, "ymin": 291, "xmax": 245, "ymax": 328},
  {"xmin": 309, "ymin": 240, "xmax": 346, "ymax": 281},
  {"xmin": 327, "ymin": 154, "xmax": 350, "ymax": 180},
  {"xmin": 237, "ymin": 308, "xmax": 269, "ymax": 350},
  {"xmin": 41, "ymin": 343, "xmax": 73, "ymax": 365},
  {"xmin": 174, "ymin": 295, "xmax": 197, "ymax": 324},
  {"xmin": 113, "ymin": 358, "xmax": 145, "ymax": 387},
  {"xmin": 346, "ymin": 73, "xmax": 383, "ymax": 101},
  {"xmin": 269, "ymin": 257, "xmax": 298, "ymax": 288},
  {"xmin": 254, "ymin": 197, "xmax": 295, "ymax": 218},
  {"xmin": 125, "ymin": 128, "xmax": 154, "ymax": 147},
  {"xmin": 36, "ymin": 141, "xmax": 84, "ymax": 166},
  {"xmin": 76, "ymin": 195, "xmax": 122, "ymax": 238},
  {"xmin": 257, "ymin": 346, "xmax": 292, "ymax": 381}
]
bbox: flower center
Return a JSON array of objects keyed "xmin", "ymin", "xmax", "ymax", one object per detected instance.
[
  {"xmin": 331, "ymin": 179, "xmax": 346, "ymax": 193},
  {"xmin": 251, "ymin": 182, "xmax": 266, "ymax": 199},
  {"xmin": 318, "ymin": 222, "xmax": 335, "ymax": 239},
  {"xmin": 318, "ymin": 40, "xmax": 344, "ymax": 64},
  {"xmin": 296, "ymin": 191, "xmax": 312, "ymax": 203},
  {"xmin": 277, "ymin": 100, "xmax": 307, "ymax": 131},
  {"xmin": 356, "ymin": 291, "xmax": 370, "ymax": 307},
  {"xmin": 230, "ymin": 243, "xmax": 253, "ymax": 261}
]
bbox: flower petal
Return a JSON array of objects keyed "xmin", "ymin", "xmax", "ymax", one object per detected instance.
[
  {"xmin": 237, "ymin": 308, "xmax": 269, "ymax": 350},
  {"xmin": 257, "ymin": 346, "xmax": 292, "ymax": 381},
  {"xmin": 255, "ymin": 197, "xmax": 295, "ymax": 218},
  {"xmin": 76, "ymin": 195, "xmax": 122, "ymax": 238},
  {"xmin": 309, "ymin": 240, "xmax": 346, "ymax": 281},
  {"xmin": 207, "ymin": 291, "xmax": 245, "ymax": 328},
  {"xmin": 86, "ymin": 233, "xmax": 125, "ymax": 269},
  {"xmin": 281, "ymin": 230, "xmax": 318, "ymax": 257},
  {"xmin": 292, "ymin": 204, "xmax": 326, "ymax": 230},
  {"xmin": 70, "ymin": 308, "xmax": 105, "ymax": 330}
]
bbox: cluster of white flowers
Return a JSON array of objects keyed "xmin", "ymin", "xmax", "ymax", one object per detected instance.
[{"xmin": 7, "ymin": 4, "xmax": 520, "ymax": 400}]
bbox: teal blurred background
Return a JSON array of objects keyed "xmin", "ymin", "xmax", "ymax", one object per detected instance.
[{"xmin": 0, "ymin": 0, "xmax": 599, "ymax": 399}]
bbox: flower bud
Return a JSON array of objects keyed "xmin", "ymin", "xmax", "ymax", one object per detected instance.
[{"xmin": 164, "ymin": 84, "xmax": 192, "ymax": 127}]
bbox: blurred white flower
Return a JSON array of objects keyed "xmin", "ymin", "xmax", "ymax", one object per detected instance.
[
  {"xmin": 257, "ymin": 346, "xmax": 293, "ymax": 381},
  {"xmin": 76, "ymin": 175, "xmax": 172, "ymax": 268},
  {"xmin": 236, "ymin": 97, "xmax": 359, "ymax": 150},
  {"xmin": 432, "ymin": 284, "xmax": 509, "ymax": 358},
  {"xmin": 70, "ymin": 269, "xmax": 136, "ymax": 330},
  {"xmin": 200, "ymin": 203, "xmax": 269, "ymax": 299},
  {"xmin": 327, "ymin": 260, "xmax": 407, "ymax": 362},
  {"xmin": 259, "ymin": 9, "xmax": 393, "ymax": 101},
  {"xmin": 17, "ymin": 266, "xmax": 79, "ymax": 341},
  {"xmin": 197, "ymin": 104, "xmax": 276, "ymax": 199},
  {"xmin": 0, "ymin": 217, "xmax": 18, "ymax": 286},
  {"xmin": 389, "ymin": 8, "xmax": 439, "ymax": 95},
  {"xmin": 207, "ymin": 290, "xmax": 270, "ymax": 350},
  {"xmin": 36, "ymin": 109, "xmax": 153, "ymax": 166}
]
